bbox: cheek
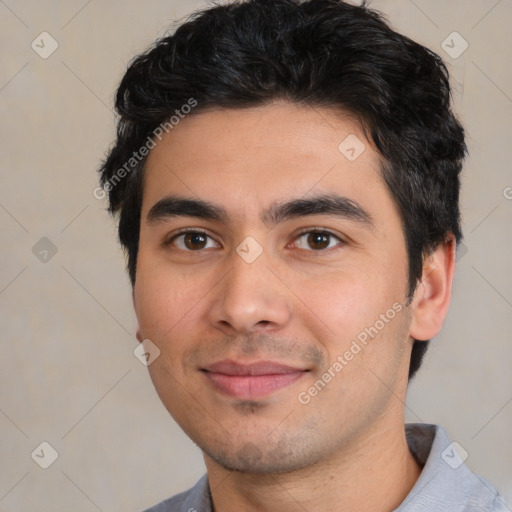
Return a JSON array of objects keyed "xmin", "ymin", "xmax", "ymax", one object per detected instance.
[
  {"xmin": 134, "ymin": 256, "xmax": 203, "ymax": 342},
  {"xmin": 134, "ymin": 266, "xmax": 205, "ymax": 398},
  {"xmin": 297, "ymin": 265, "xmax": 407, "ymax": 359},
  {"xmin": 297, "ymin": 267, "xmax": 375, "ymax": 330}
]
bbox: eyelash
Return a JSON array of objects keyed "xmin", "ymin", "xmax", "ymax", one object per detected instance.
[
  {"xmin": 292, "ymin": 228, "xmax": 345, "ymax": 251},
  {"xmin": 163, "ymin": 228, "xmax": 345, "ymax": 252},
  {"xmin": 163, "ymin": 229, "xmax": 216, "ymax": 250}
]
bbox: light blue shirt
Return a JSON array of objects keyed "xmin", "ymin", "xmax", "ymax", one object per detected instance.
[{"xmin": 143, "ymin": 423, "xmax": 509, "ymax": 511}]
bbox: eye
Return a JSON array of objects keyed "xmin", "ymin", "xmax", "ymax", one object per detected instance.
[
  {"xmin": 291, "ymin": 230, "xmax": 344, "ymax": 251},
  {"xmin": 167, "ymin": 230, "xmax": 218, "ymax": 251}
]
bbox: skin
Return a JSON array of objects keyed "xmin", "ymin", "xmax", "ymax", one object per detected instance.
[{"xmin": 133, "ymin": 101, "xmax": 456, "ymax": 512}]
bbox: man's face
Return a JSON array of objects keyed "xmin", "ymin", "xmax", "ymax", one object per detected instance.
[{"xmin": 133, "ymin": 102, "xmax": 415, "ymax": 473}]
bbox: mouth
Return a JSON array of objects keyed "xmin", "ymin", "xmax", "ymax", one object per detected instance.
[{"xmin": 201, "ymin": 360, "xmax": 309, "ymax": 400}]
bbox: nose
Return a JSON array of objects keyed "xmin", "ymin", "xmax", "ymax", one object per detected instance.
[{"xmin": 207, "ymin": 246, "xmax": 292, "ymax": 336}]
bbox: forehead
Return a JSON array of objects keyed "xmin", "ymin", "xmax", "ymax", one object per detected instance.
[{"xmin": 141, "ymin": 101, "xmax": 389, "ymax": 222}]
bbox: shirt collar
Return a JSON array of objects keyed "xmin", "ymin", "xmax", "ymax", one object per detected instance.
[{"xmin": 180, "ymin": 423, "xmax": 501, "ymax": 512}]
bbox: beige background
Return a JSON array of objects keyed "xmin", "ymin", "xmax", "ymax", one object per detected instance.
[{"xmin": 1, "ymin": 0, "xmax": 511, "ymax": 510}]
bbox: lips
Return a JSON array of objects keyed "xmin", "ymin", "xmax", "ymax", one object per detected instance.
[{"xmin": 202, "ymin": 360, "xmax": 308, "ymax": 399}]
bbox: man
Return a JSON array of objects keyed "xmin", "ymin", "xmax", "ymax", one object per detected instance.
[{"xmin": 98, "ymin": 0, "xmax": 509, "ymax": 510}]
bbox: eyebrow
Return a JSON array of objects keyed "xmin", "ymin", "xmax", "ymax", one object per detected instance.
[
  {"xmin": 147, "ymin": 196, "xmax": 229, "ymax": 225},
  {"xmin": 146, "ymin": 193, "xmax": 373, "ymax": 228},
  {"xmin": 263, "ymin": 194, "xmax": 373, "ymax": 227}
]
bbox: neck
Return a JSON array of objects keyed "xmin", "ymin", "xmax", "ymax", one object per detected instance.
[{"xmin": 204, "ymin": 418, "xmax": 422, "ymax": 512}]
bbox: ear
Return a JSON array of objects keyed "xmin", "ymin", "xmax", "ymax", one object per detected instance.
[
  {"xmin": 132, "ymin": 290, "xmax": 143, "ymax": 343},
  {"xmin": 409, "ymin": 235, "xmax": 457, "ymax": 341}
]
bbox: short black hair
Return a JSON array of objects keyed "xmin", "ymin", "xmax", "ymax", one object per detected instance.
[{"xmin": 99, "ymin": 0, "xmax": 467, "ymax": 381}]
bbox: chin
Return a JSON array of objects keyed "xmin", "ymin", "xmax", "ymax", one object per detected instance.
[{"xmin": 198, "ymin": 431, "xmax": 325, "ymax": 475}]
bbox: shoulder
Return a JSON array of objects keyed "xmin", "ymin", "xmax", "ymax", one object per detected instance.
[
  {"xmin": 489, "ymin": 493, "xmax": 512, "ymax": 512},
  {"xmin": 399, "ymin": 423, "xmax": 510, "ymax": 512},
  {"xmin": 141, "ymin": 474, "xmax": 211, "ymax": 512}
]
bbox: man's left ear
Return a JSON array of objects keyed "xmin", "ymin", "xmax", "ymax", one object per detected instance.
[{"xmin": 409, "ymin": 235, "xmax": 457, "ymax": 341}]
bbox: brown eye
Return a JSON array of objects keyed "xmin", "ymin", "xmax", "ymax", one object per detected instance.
[
  {"xmin": 183, "ymin": 232, "xmax": 208, "ymax": 250},
  {"xmin": 309, "ymin": 232, "xmax": 331, "ymax": 249},
  {"xmin": 293, "ymin": 230, "xmax": 343, "ymax": 251},
  {"xmin": 169, "ymin": 231, "xmax": 217, "ymax": 251}
]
